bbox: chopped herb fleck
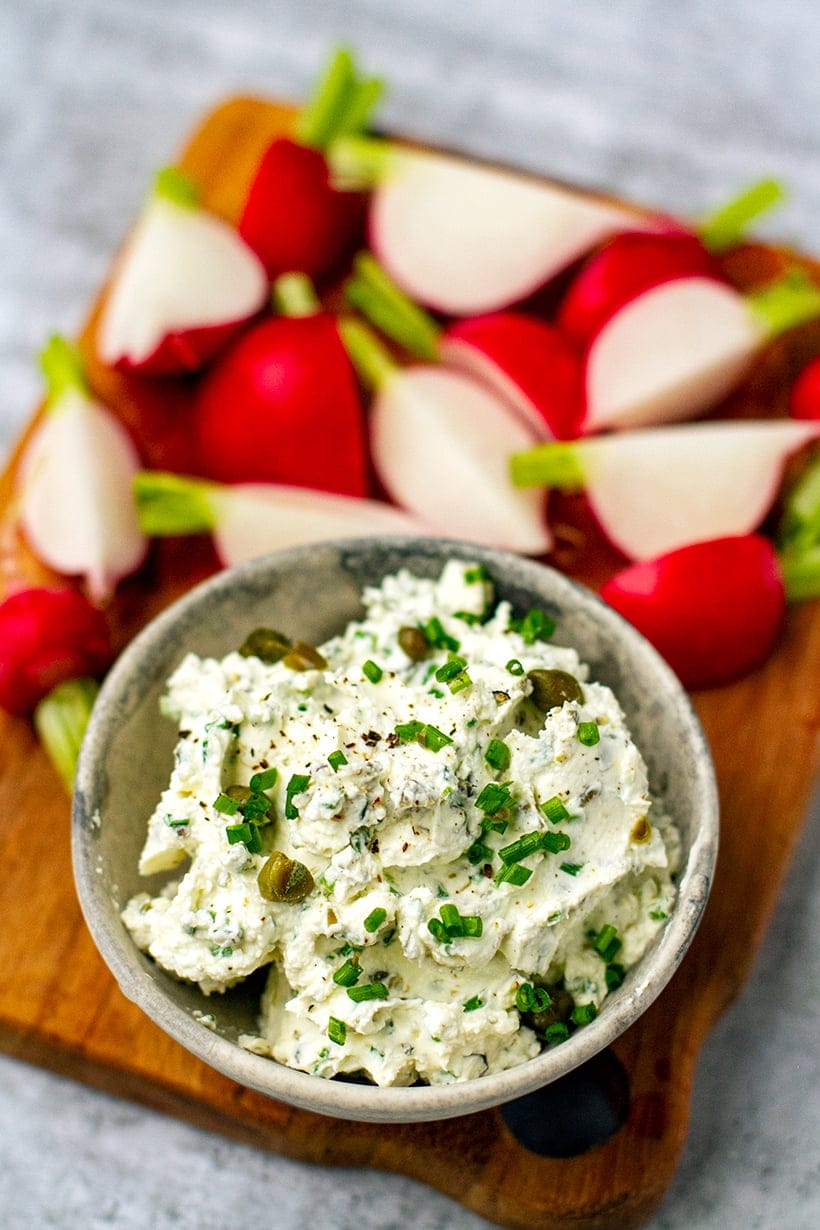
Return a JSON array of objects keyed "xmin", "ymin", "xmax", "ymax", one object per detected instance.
[
  {"xmin": 467, "ymin": 840, "xmax": 493, "ymax": 865},
  {"xmin": 510, "ymin": 607, "xmax": 556, "ymax": 644},
  {"xmin": 347, "ymin": 981, "xmax": 389, "ymax": 1002},
  {"xmin": 506, "ymin": 658, "xmax": 524, "ymax": 675},
  {"xmin": 285, "ymin": 773, "xmax": 310, "ymax": 819},
  {"xmin": 249, "ymin": 766, "xmax": 278, "ymax": 792},
  {"xmin": 540, "ymin": 795, "xmax": 570, "ymax": 824},
  {"xmin": 515, "ymin": 983, "xmax": 552, "ymax": 1013},
  {"xmin": 592, "ymin": 924, "xmax": 622, "ymax": 963},
  {"xmin": 545, "ymin": 1021, "xmax": 570, "ymax": 1044},
  {"xmin": 605, "ymin": 963, "xmax": 625, "ymax": 991},
  {"xmin": 214, "ymin": 792, "xmax": 240, "ymax": 815},
  {"xmin": 494, "ymin": 862, "xmax": 532, "ymax": 887},
  {"xmin": 560, "ymin": 861, "xmax": 583, "ymax": 876},
  {"xmin": 463, "ymin": 995, "xmax": 483, "ymax": 1012},
  {"xmin": 499, "ymin": 831, "xmax": 543, "ymax": 864},
  {"xmin": 577, "ymin": 721, "xmax": 601, "ymax": 746},
  {"xmin": 434, "ymin": 656, "xmax": 467, "ymax": 682},
  {"xmin": 423, "ymin": 616, "xmax": 460, "ymax": 653},
  {"xmin": 541, "ymin": 830, "xmax": 571, "ymax": 854},
  {"xmin": 328, "ymin": 1017, "xmax": 346, "ymax": 1045},
  {"xmin": 328, "ymin": 750, "xmax": 348, "ymax": 772},
  {"xmin": 332, "ymin": 959, "xmax": 362, "ymax": 987},
  {"xmin": 484, "ymin": 738, "xmax": 511, "ymax": 773},
  {"xmin": 362, "ymin": 659, "xmax": 383, "ymax": 683},
  {"xmin": 571, "ymin": 1002, "xmax": 598, "ymax": 1026},
  {"xmin": 364, "ymin": 907, "xmax": 387, "ymax": 933},
  {"xmin": 475, "ymin": 781, "xmax": 514, "ymax": 815}
]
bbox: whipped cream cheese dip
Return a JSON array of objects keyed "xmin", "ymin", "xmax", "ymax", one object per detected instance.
[{"xmin": 123, "ymin": 560, "xmax": 680, "ymax": 1087}]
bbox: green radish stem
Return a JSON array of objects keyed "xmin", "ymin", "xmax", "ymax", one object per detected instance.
[
  {"xmin": 133, "ymin": 471, "xmax": 217, "ymax": 536},
  {"xmin": 272, "ymin": 272, "xmax": 322, "ymax": 317},
  {"xmin": 779, "ymin": 452, "xmax": 820, "ymax": 602},
  {"xmin": 699, "ymin": 178, "xmax": 785, "ymax": 253},
  {"xmin": 327, "ymin": 135, "xmax": 394, "ymax": 191},
  {"xmin": 747, "ymin": 272, "xmax": 820, "ymax": 338},
  {"xmin": 34, "ymin": 677, "xmax": 99, "ymax": 793},
  {"xmin": 295, "ymin": 47, "xmax": 383, "ymax": 151},
  {"xmin": 338, "ymin": 318, "xmax": 398, "ymax": 391},
  {"xmin": 153, "ymin": 166, "xmax": 199, "ymax": 208},
  {"xmin": 509, "ymin": 442, "xmax": 586, "ymax": 491},
  {"xmin": 345, "ymin": 252, "xmax": 441, "ymax": 361},
  {"xmin": 333, "ymin": 77, "xmax": 385, "ymax": 139},
  {"xmin": 39, "ymin": 335, "xmax": 88, "ymax": 408},
  {"xmin": 780, "ymin": 546, "xmax": 820, "ymax": 601}
]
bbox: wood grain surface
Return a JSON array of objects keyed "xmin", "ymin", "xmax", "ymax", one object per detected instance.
[{"xmin": 0, "ymin": 97, "xmax": 818, "ymax": 1230}]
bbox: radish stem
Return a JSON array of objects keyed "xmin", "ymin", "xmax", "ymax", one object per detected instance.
[
  {"xmin": 334, "ymin": 77, "xmax": 386, "ymax": 139},
  {"xmin": 779, "ymin": 452, "xmax": 820, "ymax": 601},
  {"xmin": 747, "ymin": 272, "xmax": 820, "ymax": 338},
  {"xmin": 272, "ymin": 272, "xmax": 321, "ymax": 318},
  {"xmin": 294, "ymin": 46, "xmax": 357, "ymax": 150},
  {"xmin": 153, "ymin": 166, "xmax": 199, "ymax": 209},
  {"xmin": 338, "ymin": 318, "xmax": 397, "ymax": 391},
  {"xmin": 328, "ymin": 135, "xmax": 393, "ymax": 190},
  {"xmin": 699, "ymin": 178, "xmax": 785, "ymax": 253},
  {"xmin": 34, "ymin": 677, "xmax": 99, "ymax": 793},
  {"xmin": 509, "ymin": 442, "xmax": 585, "ymax": 491},
  {"xmin": 39, "ymin": 335, "xmax": 87, "ymax": 407},
  {"xmin": 345, "ymin": 252, "xmax": 441, "ymax": 361},
  {"xmin": 133, "ymin": 471, "xmax": 217, "ymax": 535}
]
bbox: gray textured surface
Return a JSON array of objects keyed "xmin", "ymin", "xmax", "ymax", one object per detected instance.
[{"xmin": 1, "ymin": 1, "xmax": 818, "ymax": 1227}]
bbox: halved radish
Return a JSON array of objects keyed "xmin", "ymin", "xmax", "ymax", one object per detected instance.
[
  {"xmin": 580, "ymin": 273, "xmax": 820, "ymax": 432},
  {"xmin": 193, "ymin": 275, "xmax": 369, "ymax": 497},
  {"xmin": 790, "ymin": 356, "xmax": 820, "ymax": 421},
  {"xmin": 600, "ymin": 535, "xmax": 785, "ymax": 689},
  {"xmin": 778, "ymin": 452, "xmax": 820, "ymax": 601},
  {"xmin": 239, "ymin": 47, "xmax": 383, "ymax": 281},
  {"xmin": 133, "ymin": 471, "xmax": 428, "ymax": 565},
  {"xmin": 96, "ymin": 168, "xmax": 268, "ymax": 375},
  {"xmin": 510, "ymin": 419, "xmax": 820, "ymax": 560},
  {"xmin": 344, "ymin": 252, "xmax": 582, "ymax": 440},
  {"xmin": 330, "ymin": 138, "xmax": 640, "ymax": 315},
  {"xmin": 19, "ymin": 337, "xmax": 147, "ymax": 602},
  {"xmin": 340, "ymin": 320, "xmax": 551, "ymax": 554}
]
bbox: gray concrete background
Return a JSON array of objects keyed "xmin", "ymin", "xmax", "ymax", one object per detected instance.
[{"xmin": 1, "ymin": 2, "xmax": 818, "ymax": 1227}]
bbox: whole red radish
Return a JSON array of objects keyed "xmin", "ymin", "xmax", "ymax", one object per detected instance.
[
  {"xmin": 790, "ymin": 356, "xmax": 820, "ymax": 421},
  {"xmin": 600, "ymin": 535, "xmax": 785, "ymax": 689},
  {"xmin": 193, "ymin": 276, "xmax": 369, "ymax": 497},
  {"xmin": 239, "ymin": 48, "xmax": 382, "ymax": 281},
  {"xmin": 97, "ymin": 168, "xmax": 268, "ymax": 375}
]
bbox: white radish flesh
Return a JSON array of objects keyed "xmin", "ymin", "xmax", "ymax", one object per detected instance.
[
  {"xmin": 584, "ymin": 277, "xmax": 762, "ymax": 432},
  {"xmin": 438, "ymin": 335, "xmax": 551, "ymax": 437},
  {"xmin": 19, "ymin": 391, "xmax": 147, "ymax": 601},
  {"xmin": 370, "ymin": 149, "xmax": 637, "ymax": 316},
  {"xmin": 370, "ymin": 366, "xmax": 551, "ymax": 555},
  {"xmin": 97, "ymin": 195, "xmax": 268, "ymax": 368}
]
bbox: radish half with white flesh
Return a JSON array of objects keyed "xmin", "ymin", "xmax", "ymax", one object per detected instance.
[
  {"xmin": 344, "ymin": 252, "xmax": 583, "ymax": 440},
  {"xmin": 19, "ymin": 338, "xmax": 147, "ymax": 601},
  {"xmin": 331, "ymin": 138, "xmax": 639, "ymax": 316},
  {"xmin": 510, "ymin": 419, "xmax": 820, "ymax": 561},
  {"xmin": 97, "ymin": 168, "xmax": 268, "ymax": 375},
  {"xmin": 133, "ymin": 472, "xmax": 428, "ymax": 565},
  {"xmin": 579, "ymin": 273, "xmax": 820, "ymax": 432},
  {"xmin": 340, "ymin": 320, "xmax": 551, "ymax": 554}
]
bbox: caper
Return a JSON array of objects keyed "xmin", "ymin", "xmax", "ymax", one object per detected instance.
[
  {"xmin": 257, "ymin": 851, "xmax": 315, "ymax": 903},
  {"xmin": 282, "ymin": 641, "xmax": 328, "ymax": 671},
  {"xmin": 630, "ymin": 815, "xmax": 652, "ymax": 844},
  {"xmin": 526, "ymin": 669, "xmax": 584, "ymax": 712},
  {"xmin": 226, "ymin": 784, "xmax": 253, "ymax": 803},
  {"xmin": 398, "ymin": 626, "xmax": 430, "ymax": 661},
  {"xmin": 238, "ymin": 627, "xmax": 292, "ymax": 663}
]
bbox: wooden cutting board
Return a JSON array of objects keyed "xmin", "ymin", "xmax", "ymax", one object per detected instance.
[{"xmin": 0, "ymin": 98, "xmax": 818, "ymax": 1230}]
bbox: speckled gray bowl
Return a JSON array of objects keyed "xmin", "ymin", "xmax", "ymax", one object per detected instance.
[{"xmin": 72, "ymin": 538, "xmax": 718, "ymax": 1123}]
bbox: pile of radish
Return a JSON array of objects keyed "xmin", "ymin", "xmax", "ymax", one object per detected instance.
[{"xmin": 4, "ymin": 46, "xmax": 820, "ymax": 787}]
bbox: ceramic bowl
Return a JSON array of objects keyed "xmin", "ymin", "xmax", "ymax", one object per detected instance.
[{"xmin": 72, "ymin": 537, "xmax": 718, "ymax": 1123}]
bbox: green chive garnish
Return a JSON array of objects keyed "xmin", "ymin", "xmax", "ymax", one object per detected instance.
[
  {"xmin": 495, "ymin": 862, "xmax": 532, "ymax": 887},
  {"xmin": 506, "ymin": 658, "xmax": 524, "ymax": 675},
  {"xmin": 448, "ymin": 670, "xmax": 472, "ymax": 694},
  {"xmin": 560, "ymin": 861, "xmax": 583, "ymax": 876},
  {"xmin": 214, "ymin": 792, "xmax": 240, "ymax": 815},
  {"xmin": 347, "ymin": 981, "xmax": 389, "ymax": 1002},
  {"xmin": 363, "ymin": 659, "xmax": 383, "ymax": 683},
  {"xmin": 577, "ymin": 721, "xmax": 600, "ymax": 746},
  {"xmin": 515, "ymin": 983, "xmax": 552, "ymax": 1013},
  {"xmin": 484, "ymin": 739, "xmax": 511, "ymax": 773},
  {"xmin": 332, "ymin": 959, "xmax": 362, "ymax": 987},
  {"xmin": 285, "ymin": 773, "xmax": 310, "ymax": 818},
  {"xmin": 395, "ymin": 719, "xmax": 425, "ymax": 743},
  {"xmin": 249, "ymin": 766, "xmax": 279, "ymax": 792},
  {"xmin": 480, "ymin": 815, "xmax": 509, "ymax": 834},
  {"xmin": 463, "ymin": 995, "xmax": 483, "ymax": 1012},
  {"xmin": 475, "ymin": 782, "xmax": 514, "ymax": 815},
  {"xmin": 499, "ymin": 831, "xmax": 543, "ymax": 864},
  {"xmin": 571, "ymin": 1002, "xmax": 598, "ymax": 1026},
  {"xmin": 328, "ymin": 1017, "xmax": 346, "ymax": 1045},
  {"xmin": 540, "ymin": 795, "xmax": 570, "ymax": 824},
  {"xmin": 510, "ymin": 608, "xmax": 556, "ymax": 644},
  {"xmin": 605, "ymin": 963, "xmax": 625, "ymax": 991},
  {"xmin": 544, "ymin": 1021, "xmax": 570, "ymax": 1044},
  {"xmin": 363, "ymin": 907, "xmax": 387, "ymax": 933},
  {"xmin": 423, "ymin": 616, "xmax": 460, "ymax": 652},
  {"xmin": 225, "ymin": 821, "xmax": 262, "ymax": 853},
  {"xmin": 466, "ymin": 840, "xmax": 493, "ymax": 865},
  {"xmin": 465, "ymin": 564, "xmax": 491, "ymax": 584},
  {"xmin": 435, "ymin": 656, "xmax": 467, "ymax": 682},
  {"xmin": 328, "ymin": 750, "xmax": 348, "ymax": 772},
  {"xmin": 439, "ymin": 903, "xmax": 462, "ymax": 934},
  {"xmin": 422, "ymin": 724, "xmax": 452, "ymax": 751},
  {"xmin": 592, "ymin": 924, "xmax": 622, "ymax": 963},
  {"xmin": 541, "ymin": 831, "xmax": 571, "ymax": 854},
  {"xmin": 453, "ymin": 610, "xmax": 481, "ymax": 625},
  {"xmin": 461, "ymin": 915, "xmax": 483, "ymax": 937},
  {"xmin": 242, "ymin": 791, "xmax": 272, "ymax": 821},
  {"xmin": 428, "ymin": 918, "xmax": 448, "ymax": 942}
]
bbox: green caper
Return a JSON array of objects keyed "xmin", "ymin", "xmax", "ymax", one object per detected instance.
[
  {"xmin": 257, "ymin": 851, "xmax": 315, "ymax": 903},
  {"xmin": 398, "ymin": 626, "xmax": 430, "ymax": 661},
  {"xmin": 281, "ymin": 641, "xmax": 328, "ymax": 671},
  {"xmin": 226, "ymin": 784, "xmax": 253, "ymax": 804},
  {"xmin": 239, "ymin": 627, "xmax": 292, "ymax": 663},
  {"xmin": 526, "ymin": 669, "xmax": 584, "ymax": 712}
]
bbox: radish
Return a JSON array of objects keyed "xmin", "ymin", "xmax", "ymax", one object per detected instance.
[
  {"xmin": 96, "ymin": 168, "xmax": 268, "ymax": 375},
  {"xmin": 790, "ymin": 356, "xmax": 820, "ymax": 421},
  {"xmin": 330, "ymin": 137, "xmax": 639, "ymax": 315},
  {"xmin": 576, "ymin": 272, "xmax": 820, "ymax": 433},
  {"xmin": 239, "ymin": 47, "xmax": 383, "ymax": 281},
  {"xmin": 600, "ymin": 535, "xmax": 786, "ymax": 689},
  {"xmin": 133, "ymin": 471, "xmax": 429, "ymax": 565},
  {"xmin": 344, "ymin": 252, "xmax": 582, "ymax": 439},
  {"xmin": 0, "ymin": 586, "xmax": 112, "ymax": 790},
  {"xmin": 19, "ymin": 337, "xmax": 148, "ymax": 602},
  {"xmin": 510, "ymin": 419, "xmax": 820, "ymax": 560},
  {"xmin": 340, "ymin": 319, "xmax": 551, "ymax": 554},
  {"xmin": 558, "ymin": 179, "xmax": 785, "ymax": 346},
  {"xmin": 192, "ymin": 274, "xmax": 369, "ymax": 497}
]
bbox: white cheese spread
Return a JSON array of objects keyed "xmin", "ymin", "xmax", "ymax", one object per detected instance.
[{"xmin": 123, "ymin": 561, "xmax": 679, "ymax": 1086}]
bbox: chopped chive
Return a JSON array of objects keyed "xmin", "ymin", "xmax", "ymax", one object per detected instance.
[
  {"xmin": 475, "ymin": 782, "xmax": 514, "ymax": 815},
  {"xmin": 466, "ymin": 840, "xmax": 493, "ymax": 865},
  {"xmin": 495, "ymin": 862, "xmax": 532, "ymax": 887},
  {"xmin": 453, "ymin": 610, "xmax": 481, "ymax": 625},
  {"xmin": 435, "ymin": 656, "xmax": 467, "ymax": 682},
  {"xmin": 540, "ymin": 795, "xmax": 570, "ymax": 824},
  {"xmin": 332, "ymin": 959, "xmax": 362, "ymax": 987},
  {"xmin": 249, "ymin": 766, "xmax": 279, "ymax": 792},
  {"xmin": 214, "ymin": 792, "xmax": 240, "ymax": 815},
  {"xmin": 381, "ymin": 927, "xmax": 397, "ymax": 947},
  {"xmin": 285, "ymin": 773, "xmax": 310, "ymax": 819},
  {"xmin": 544, "ymin": 1021, "xmax": 570, "ymax": 1044},
  {"xmin": 241, "ymin": 791, "xmax": 272, "ymax": 821},
  {"xmin": 363, "ymin": 907, "xmax": 387, "ymax": 933},
  {"xmin": 463, "ymin": 995, "xmax": 483, "ymax": 1012},
  {"xmin": 461, "ymin": 915, "xmax": 483, "ymax": 938},
  {"xmin": 541, "ymin": 830, "xmax": 571, "ymax": 854},
  {"xmin": 506, "ymin": 658, "xmax": 524, "ymax": 676},
  {"xmin": 515, "ymin": 983, "xmax": 552, "ymax": 1013},
  {"xmin": 480, "ymin": 815, "xmax": 509, "ymax": 835},
  {"xmin": 649, "ymin": 908, "xmax": 668, "ymax": 920},
  {"xmin": 428, "ymin": 918, "xmax": 448, "ymax": 942},
  {"xmin": 225, "ymin": 821, "xmax": 262, "ymax": 853},
  {"xmin": 347, "ymin": 981, "xmax": 389, "ymax": 1002},
  {"xmin": 328, "ymin": 750, "xmax": 348, "ymax": 772},
  {"xmin": 484, "ymin": 738, "xmax": 511, "ymax": 773},
  {"xmin": 605, "ymin": 963, "xmax": 625, "ymax": 991},
  {"xmin": 499, "ymin": 831, "xmax": 543, "ymax": 864},
  {"xmin": 510, "ymin": 608, "xmax": 556, "ymax": 644},
  {"xmin": 423, "ymin": 616, "xmax": 460, "ymax": 652},
  {"xmin": 395, "ymin": 719, "xmax": 425, "ymax": 743},
  {"xmin": 560, "ymin": 861, "xmax": 583, "ymax": 876},
  {"xmin": 571, "ymin": 1002, "xmax": 598, "ymax": 1026},
  {"xmin": 422, "ymin": 724, "xmax": 453, "ymax": 752},
  {"xmin": 592, "ymin": 924, "xmax": 622, "ymax": 963},
  {"xmin": 465, "ymin": 564, "xmax": 491, "ymax": 584},
  {"xmin": 328, "ymin": 1016, "xmax": 347, "ymax": 1045},
  {"xmin": 363, "ymin": 659, "xmax": 383, "ymax": 683},
  {"xmin": 448, "ymin": 670, "xmax": 472, "ymax": 694},
  {"xmin": 577, "ymin": 721, "xmax": 600, "ymax": 746},
  {"xmin": 439, "ymin": 903, "xmax": 463, "ymax": 935}
]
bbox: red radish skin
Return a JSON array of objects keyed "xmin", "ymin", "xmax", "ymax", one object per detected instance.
[
  {"xmin": 790, "ymin": 357, "xmax": 820, "ymax": 421},
  {"xmin": 600, "ymin": 535, "xmax": 786, "ymax": 689},
  {"xmin": 193, "ymin": 313, "xmax": 369, "ymax": 497},
  {"xmin": 0, "ymin": 588, "xmax": 111, "ymax": 717},
  {"xmin": 439, "ymin": 313, "xmax": 584, "ymax": 440},
  {"xmin": 239, "ymin": 140, "xmax": 364, "ymax": 282}
]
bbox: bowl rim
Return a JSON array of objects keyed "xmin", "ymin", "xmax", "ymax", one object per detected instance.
[{"xmin": 72, "ymin": 536, "xmax": 719, "ymax": 1123}]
